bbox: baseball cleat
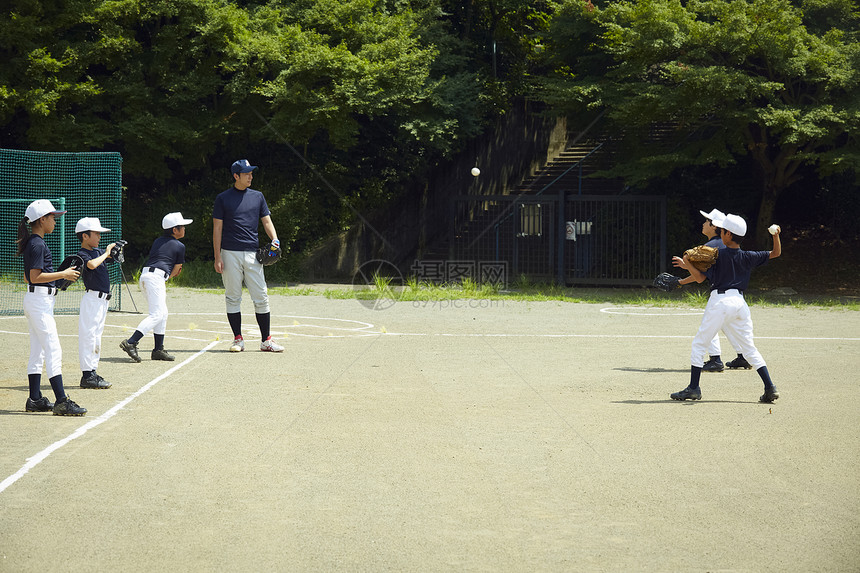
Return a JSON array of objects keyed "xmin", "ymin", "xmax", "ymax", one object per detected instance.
[
  {"xmin": 726, "ymin": 355, "xmax": 753, "ymax": 369},
  {"xmin": 759, "ymin": 386, "xmax": 779, "ymax": 403},
  {"xmin": 703, "ymin": 357, "xmax": 724, "ymax": 372},
  {"xmin": 25, "ymin": 396, "xmax": 54, "ymax": 412},
  {"xmin": 229, "ymin": 335, "xmax": 245, "ymax": 352},
  {"xmin": 80, "ymin": 372, "xmax": 111, "ymax": 389},
  {"xmin": 53, "ymin": 396, "xmax": 87, "ymax": 416},
  {"xmin": 151, "ymin": 348, "xmax": 175, "ymax": 361},
  {"xmin": 120, "ymin": 339, "xmax": 141, "ymax": 363},
  {"xmin": 670, "ymin": 386, "xmax": 702, "ymax": 401},
  {"xmin": 260, "ymin": 336, "xmax": 284, "ymax": 352}
]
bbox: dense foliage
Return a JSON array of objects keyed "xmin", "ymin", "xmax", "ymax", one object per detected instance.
[
  {"xmin": 1, "ymin": 0, "xmax": 543, "ymax": 263},
  {"xmin": 540, "ymin": 0, "xmax": 860, "ymax": 244},
  {"xmin": 1, "ymin": 0, "xmax": 857, "ymax": 263}
]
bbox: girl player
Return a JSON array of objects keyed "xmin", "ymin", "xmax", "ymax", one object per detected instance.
[{"xmin": 17, "ymin": 199, "xmax": 87, "ymax": 416}]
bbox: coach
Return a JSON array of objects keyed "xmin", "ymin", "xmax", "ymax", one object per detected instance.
[{"xmin": 212, "ymin": 159, "xmax": 284, "ymax": 353}]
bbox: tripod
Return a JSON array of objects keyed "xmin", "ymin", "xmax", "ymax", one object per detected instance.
[{"xmin": 117, "ymin": 262, "xmax": 140, "ymax": 313}]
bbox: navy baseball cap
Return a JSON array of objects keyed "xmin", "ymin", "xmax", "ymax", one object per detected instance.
[{"xmin": 231, "ymin": 159, "xmax": 257, "ymax": 174}]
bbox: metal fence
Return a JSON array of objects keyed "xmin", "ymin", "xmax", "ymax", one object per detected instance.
[{"xmin": 450, "ymin": 194, "xmax": 666, "ymax": 285}]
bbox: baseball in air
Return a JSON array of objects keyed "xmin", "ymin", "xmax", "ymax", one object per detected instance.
[
  {"xmin": 471, "ymin": 167, "xmax": 481, "ymax": 177},
  {"xmin": 768, "ymin": 224, "xmax": 780, "ymax": 235}
]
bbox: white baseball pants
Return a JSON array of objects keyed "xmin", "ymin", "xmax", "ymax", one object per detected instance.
[
  {"xmin": 691, "ymin": 290, "xmax": 765, "ymax": 369},
  {"xmin": 220, "ymin": 249, "xmax": 270, "ymax": 314},
  {"xmin": 136, "ymin": 270, "xmax": 168, "ymax": 336},
  {"xmin": 23, "ymin": 290, "xmax": 62, "ymax": 378},
  {"xmin": 79, "ymin": 290, "xmax": 109, "ymax": 371}
]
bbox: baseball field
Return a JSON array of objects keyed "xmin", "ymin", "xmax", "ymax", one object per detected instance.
[{"xmin": 0, "ymin": 287, "xmax": 858, "ymax": 572}]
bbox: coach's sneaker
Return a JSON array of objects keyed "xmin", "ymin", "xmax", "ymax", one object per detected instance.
[
  {"xmin": 759, "ymin": 386, "xmax": 780, "ymax": 403},
  {"xmin": 703, "ymin": 357, "xmax": 724, "ymax": 372},
  {"xmin": 120, "ymin": 339, "xmax": 141, "ymax": 363},
  {"xmin": 229, "ymin": 335, "xmax": 245, "ymax": 352},
  {"xmin": 260, "ymin": 336, "xmax": 284, "ymax": 352},
  {"xmin": 25, "ymin": 396, "xmax": 54, "ymax": 412},
  {"xmin": 53, "ymin": 396, "xmax": 87, "ymax": 416},
  {"xmin": 726, "ymin": 355, "xmax": 753, "ymax": 369},
  {"xmin": 151, "ymin": 348, "xmax": 175, "ymax": 361},
  {"xmin": 80, "ymin": 372, "xmax": 111, "ymax": 389},
  {"xmin": 670, "ymin": 386, "xmax": 702, "ymax": 401}
]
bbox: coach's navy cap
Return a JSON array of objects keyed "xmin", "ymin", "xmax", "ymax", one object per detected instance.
[
  {"xmin": 25, "ymin": 199, "xmax": 66, "ymax": 223},
  {"xmin": 231, "ymin": 159, "xmax": 257, "ymax": 174}
]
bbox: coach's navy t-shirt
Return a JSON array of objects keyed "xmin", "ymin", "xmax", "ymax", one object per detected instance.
[
  {"xmin": 78, "ymin": 247, "xmax": 111, "ymax": 292},
  {"xmin": 706, "ymin": 247, "xmax": 769, "ymax": 292},
  {"xmin": 144, "ymin": 236, "xmax": 186, "ymax": 275},
  {"xmin": 212, "ymin": 187, "xmax": 270, "ymax": 251},
  {"xmin": 23, "ymin": 235, "xmax": 56, "ymax": 287}
]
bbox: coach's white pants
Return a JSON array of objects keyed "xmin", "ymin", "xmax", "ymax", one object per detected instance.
[
  {"xmin": 23, "ymin": 290, "xmax": 62, "ymax": 378},
  {"xmin": 691, "ymin": 290, "xmax": 765, "ymax": 369},
  {"xmin": 136, "ymin": 271, "xmax": 168, "ymax": 336},
  {"xmin": 220, "ymin": 249, "xmax": 269, "ymax": 314},
  {"xmin": 79, "ymin": 290, "xmax": 109, "ymax": 371}
]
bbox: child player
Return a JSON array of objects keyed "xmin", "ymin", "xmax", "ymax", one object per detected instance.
[
  {"xmin": 76, "ymin": 217, "xmax": 117, "ymax": 389},
  {"xmin": 119, "ymin": 212, "xmax": 192, "ymax": 363},
  {"xmin": 17, "ymin": 200, "xmax": 87, "ymax": 416},
  {"xmin": 673, "ymin": 208, "xmax": 748, "ymax": 372},
  {"xmin": 670, "ymin": 213, "xmax": 782, "ymax": 403}
]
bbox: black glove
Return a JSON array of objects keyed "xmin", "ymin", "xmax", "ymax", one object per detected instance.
[
  {"xmin": 110, "ymin": 240, "xmax": 127, "ymax": 264},
  {"xmin": 256, "ymin": 242, "xmax": 282, "ymax": 266},
  {"xmin": 653, "ymin": 272, "xmax": 681, "ymax": 292}
]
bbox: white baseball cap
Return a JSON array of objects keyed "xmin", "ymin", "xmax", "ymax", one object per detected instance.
[
  {"xmin": 75, "ymin": 217, "xmax": 111, "ymax": 234},
  {"xmin": 162, "ymin": 212, "xmax": 193, "ymax": 229},
  {"xmin": 25, "ymin": 199, "xmax": 66, "ymax": 223},
  {"xmin": 699, "ymin": 208, "xmax": 726, "ymax": 222},
  {"xmin": 713, "ymin": 213, "xmax": 747, "ymax": 237}
]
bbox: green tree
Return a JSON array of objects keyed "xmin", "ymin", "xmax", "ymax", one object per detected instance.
[
  {"xmin": 0, "ymin": 0, "xmax": 494, "ymax": 260},
  {"xmin": 541, "ymin": 0, "xmax": 860, "ymax": 245}
]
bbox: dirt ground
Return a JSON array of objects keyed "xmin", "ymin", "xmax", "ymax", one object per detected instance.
[{"xmin": 1, "ymin": 288, "xmax": 858, "ymax": 572}]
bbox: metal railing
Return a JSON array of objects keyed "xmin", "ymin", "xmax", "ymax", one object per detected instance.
[{"xmin": 451, "ymin": 194, "xmax": 666, "ymax": 286}]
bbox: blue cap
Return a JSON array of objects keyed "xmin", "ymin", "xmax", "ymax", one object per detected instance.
[{"xmin": 231, "ymin": 159, "xmax": 257, "ymax": 174}]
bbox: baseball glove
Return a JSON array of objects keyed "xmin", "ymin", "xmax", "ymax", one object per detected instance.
[
  {"xmin": 56, "ymin": 255, "xmax": 84, "ymax": 291},
  {"xmin": 110, "ymin": 239, "xmax": 128, "ymax": 264},
  {"xmin": 256, "ymin": 242, "xmax": 282, "ymax": 266},
  {"xmin": 683, "ymin": 245, "xmax": 719, "ymax": 272},
  {"xmin": 653, "ymin": 272, "xmax": 681, "ymax": 292}
]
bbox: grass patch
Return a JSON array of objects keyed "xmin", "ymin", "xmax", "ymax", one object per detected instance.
[
  {"xmin": 266, "ymin": 281, "xmax": 859, "ymax": 310},
  {"xmin": 130, "ymin": 260, "xmax": 857, "ymax": 310}
]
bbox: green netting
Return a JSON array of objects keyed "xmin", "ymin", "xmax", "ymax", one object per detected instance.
[{"xmin": 0, "ymin": 148, "xmax": 124, "ymax": 315}]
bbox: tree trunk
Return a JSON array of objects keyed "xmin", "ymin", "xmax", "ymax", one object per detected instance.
[
  {"xmin": 745, "ymin": 126, "xmax": 803, "ymax": 248},
  {"xmin": 755, "ymin": 186, "xmax": 778, "ymax": 249}
]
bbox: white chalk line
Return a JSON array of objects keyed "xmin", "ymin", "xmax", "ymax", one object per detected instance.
[
  {"xmin": 0, "ymin": 340, "xmax": 218, "ymax": 495},
  {"xmin": 375, "ymin": 332, "xmax": 860, "ymax": 341}
]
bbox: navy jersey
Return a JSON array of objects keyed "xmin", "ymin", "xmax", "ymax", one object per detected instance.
[
  {"xmin": 704, "ymin": 235, "xmax": 723, "ymax": 249},
  {"xmin": 706, "ymin": 247, "xmax": 769, "ymax": 292},
  {"xmin": 144, "ymin": 236, "xmax": 186, "ymax": 275},
  {"xmin": 212, "ymin": 187, "xmax": 271, "ymax": 251},
  {"xmin": 22, "ymin": 235, "xmax": 56, "ymax": 287},
  {"xmin": 78, "ymin": 247, "xmax": 111, "ymax": 292}
]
